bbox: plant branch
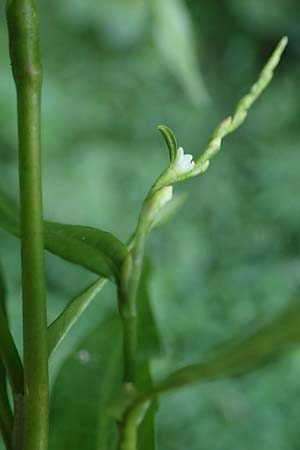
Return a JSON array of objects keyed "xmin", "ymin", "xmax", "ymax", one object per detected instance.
[{"xmin": 6, "ymin": 1, "xmax": 49, "ymax": 449}]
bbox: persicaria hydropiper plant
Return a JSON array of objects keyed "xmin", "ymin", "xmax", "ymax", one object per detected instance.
[{"xmin": 0, "ymin": 1, "xmax": 288, "ymax": 449}]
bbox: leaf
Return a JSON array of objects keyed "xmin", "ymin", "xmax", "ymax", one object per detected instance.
[
  {"xmin": 48, "ymin": 277, "xmax": 107, "ymax": 359},
  {"xmin": 150, "ymin": 192, "xmax": 187, "ymax": 231},
  {"xmin": 0, "ymin": 190, "xmax": 19, "ymax": 236},
  {"xmin": 0, "ymin": 188, "xmax": 128, "ymax": 281},
  {"xmin": 136, "ymin": 260, "xmax": 160, "ymax": 449},
  {"xmin": 49, "ymin": 317, "xmax": 122, "ymax": 450},
  {"xmin": 151, "ymin": 0, "xmax": 208, "ymax": 106},
  {"xmin": 137, "ymin": 365, "xmax": 158, "ymax": 450},
  {"xmin": 153, "ymin": 298, "xmax": 300, "ymax": 395},
  {"xmin": 0, "ymin": 268, "xmax": 13, "ymax": 450},
  {"xmin": 43, "ymin": 222, "xmax": 127, "ymax": 281},
  {"xmin": 137, "ymin": 259, "xmax": 161, "ymax": 365},
  {"xmin": 0, "ymin": 299, "xmax": 24, "ymax": 395},
  {"xmin": 157, "ymin": 125, "xmax": 178, "ymax": 162},
  {"xmin": 50, "ymin": 261, "xmax": 161, "ymax": 449},
  {"xmin": 0, "ymin": 265, "xmax": 23, "ymax": 395}
]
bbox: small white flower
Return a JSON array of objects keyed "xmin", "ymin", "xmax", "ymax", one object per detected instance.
[{"xmin": 173, "ymin": 147, "xmax": 195, "ymax": 175}]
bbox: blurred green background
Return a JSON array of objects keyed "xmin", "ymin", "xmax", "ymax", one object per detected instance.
[{"xmin": 1, "ymin": 0, "xmax": 300, "ymax": 449}]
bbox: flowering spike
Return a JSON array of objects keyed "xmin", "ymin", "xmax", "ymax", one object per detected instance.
[
  {"xmin": 195, "ymin": 37, "xmax": 287, "ymax": 168},
  {"xmin": 229, "ymin": 36, "xmax": 288, "ymax": 132}
]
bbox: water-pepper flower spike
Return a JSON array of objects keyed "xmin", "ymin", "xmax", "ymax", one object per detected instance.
[
  {"xmin": 174, "ymin": 147, "xmax": 195, "ymax": 175},
  {"xmin": 155, "ymin": 37, "xmax": 287, "ymax": 191}
]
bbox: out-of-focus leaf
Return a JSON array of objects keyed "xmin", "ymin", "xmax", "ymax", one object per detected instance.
[
  {"xmin": 0, "ymin": 268, "xmax": 13, "ymax": 450},
  {"xmin": 150, "ymin": 192, "xmax": 187, "ymax": 231},
  {"xmin": 137, "ymin": 259, "xmax": 161, "ymax": 365},
  {"xmin": 50, "ymin": 261, "xmax": 161, "ymax": 449},
  {"xmin": 153, "ymin": 298, "xmax": 300, "ymax": 394},
  {"xmin": 228, "ymin": 0, "xmax": 297, "ymax": 36},
  {"xmin": 0, "ymin": 267, "xmax": 23, "ymax": 395},
  {"xmin": 48, "ymin": 277, "xmax": 107, "ymax": 359},
  {"xmin": 137, "ymin": 364, "xmax": 158, "ymax": 450},
  {"xmin": 151, "ymin": 0, "xmax": 208, "ymax": 106},
  {"xmin": 50, "ymin": 317, "xmax": 122, "ymax": 450},
  {"xmin": 0, "ymin": 297, "xmax": 23, "ymax": 395},
  {"xmin": 136, "ymin": 260, "xmax": 160, "ymax": 449},
  {"xmin": 55, "ymin": 0, "xmax": 148, "ymax": 49},
  {"xmin": 0, "ymin": 190, "xmax": 19, "ymax": 236},
  {"xmin": 0, "ymin": 188, "xmax": 127, "ymax": 281}
]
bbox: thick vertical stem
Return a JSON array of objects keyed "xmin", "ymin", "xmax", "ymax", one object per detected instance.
[{"xmin": 6, "ymin": 1, "xmax": 49, "ymax": 449}]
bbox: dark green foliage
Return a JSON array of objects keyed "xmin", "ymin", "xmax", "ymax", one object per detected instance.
[
  {"xmin": 0, "ymin": 0, "xmax": 300, "ymax": 449},
  {"xmin": 50, "ymin": 263, "xmax": 160, "ymax": 449},
  {"xmin": 156, "ymin": 298, "xmax": 300, "ymax": 393},
  {"xmin": 0, "ymin": 189, "xmax": 127, "ymax": 280}
]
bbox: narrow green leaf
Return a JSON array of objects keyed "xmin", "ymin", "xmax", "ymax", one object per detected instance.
[
  {"xmin": 151, "ymin": 0, "xmax": 208, "ymax": 106},
  {"xmin": 0, "ymin": 190, "xmax": 19, "ymax": 236},
  {"xmin": 152, "ymin": 298, "xmax": 300, "ymax": 395},
  {"xmin": 137, "ymin": 365, "xmax": 158, "ymax": 450},
  {"xmin": 136, "ymin": 259, "xmax": 159, "ymax": 449},
  {"xmin": 150, "ymin": 192, "xmax": 186, "ymax": 231},
  {"xmin": 50, "ymin": 317, "xmax": 122, "ymax": 450},
  {"xmin": 48, "ymin": 277, "xmax": 107, "ymax": 359},
  {"xmin": 157, "ymin": 125, "xmax": 178, "ymax": 163},
  {"xmin": 0, "ymin": 266, "xmax": 23, "ymax": 395},
  {"xmin": 137, "ymin": 258, "xmax": 161, "ymax": 365},
  {"xmin": 0, "ymin": 268, "xmax": 13, "ymax": 450},
  {"xmin": 43, "ymin": 222, "xmax": 127, "ymax": 280},
  {"xmin": 0, "ymin": 304, "xmax": 24, "ymax": 395},
  {"xmin": 50, "ymin": 264, "xmax": 161, "ymax": 450},
  {"xmin": 0, "ymin": 188, "xmax": 128, "ymax": 280}
]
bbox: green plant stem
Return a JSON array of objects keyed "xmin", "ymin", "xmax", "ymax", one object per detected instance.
[
  {"xmin": 121, "ymin": 230, "xmax": 146, "ymax": 383},
  {"xmin": 6, "ymin": 1, "xmax": 49, "ymax": 449},
  {"xmin": 118, "ymin": 399, "xmax": 150, "ymax": 450},
  {"xmin": 118, "ymin": 229, "xmax": 147, "ymax": 450},
  {"xmin": 118, "ymin": 411, "xmax": 138, "ymax": 450}
]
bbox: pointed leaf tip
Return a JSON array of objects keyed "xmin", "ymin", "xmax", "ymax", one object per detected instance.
[{"xmin": 157, "ymin": 125, "xmax": 178, "ymax": 163}]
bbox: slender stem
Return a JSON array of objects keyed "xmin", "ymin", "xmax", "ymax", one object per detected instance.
[
  {"xmin": 118, "ymin": 411, "xmax": 138, "ymax": 450},
  {"xmin": 118, "ymin": 186, "xmax": 168, "ymax": 447},
  {"xmin": 121, "ymin": 231, "xmax": 146, "ymax": 383},
  {"xmin": 118, "ymin": 399, "xmax": 150, "ymax": 450},
  {"xmin": 118, "ymin": 227, "xmax": 149, "ymax": 450},
  {"xmin": 6, "ymin": 1, "xmax": 49, "ymax": 449}
]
